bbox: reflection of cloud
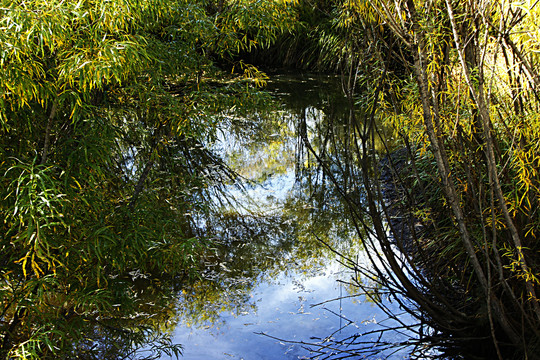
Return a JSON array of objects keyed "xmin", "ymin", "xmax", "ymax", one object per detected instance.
[
  {"xmin": 249, "ymin": 169, "xmax": 296, "ymax": 209},
  {"xmin": 169, "ymin": 75, "xmax": 418, "ymax": 359},
  {"xmin": 221, "ymin": 169, "xmax": 296, "ymax": 216},
  {"xmin": 172, "ymin": 246, "xmax": 419, "ymax": 359}
]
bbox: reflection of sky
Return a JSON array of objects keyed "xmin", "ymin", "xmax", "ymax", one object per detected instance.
[
  {"xmin": 232, "ymin": 169, "xmax": 296, "ymax": 213},
  {"xmin": 161, "ymin": 75, "xmax": 418, "ymax": 360},
  {"xmin": 166, "ymin": 259, "xmax": 416, "ymax": 360}
]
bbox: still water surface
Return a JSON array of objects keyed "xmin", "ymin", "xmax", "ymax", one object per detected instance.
[{"xmin": 161, "ymin": 73, "xmax": 416, "ymax": 359}]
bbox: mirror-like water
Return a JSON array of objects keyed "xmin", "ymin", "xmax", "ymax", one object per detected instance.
[{"xmin": 160, "ymin": 73, "xmax": 417, "ymax": 360}]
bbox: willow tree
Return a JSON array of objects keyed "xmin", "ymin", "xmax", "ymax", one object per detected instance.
[
  {"xmin": 0, "ymin": 0, "xmax": 295, "ymax": 358},
  {"xmin": 293, "ymin": 0, "xmax": 540, "ymax": 358}
]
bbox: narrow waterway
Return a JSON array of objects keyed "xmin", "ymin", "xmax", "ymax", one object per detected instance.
[{"xmin": 161, "ymin": 73, "xmax": 418, "ymax": 360}]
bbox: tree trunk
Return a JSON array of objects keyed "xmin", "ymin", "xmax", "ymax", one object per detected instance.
[{"xmin": 40, "ymin": 99, "xmax": 58, "ymax": 165}]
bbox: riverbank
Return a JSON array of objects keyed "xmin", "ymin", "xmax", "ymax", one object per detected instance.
[{"xmin": 377, "ymin": 147, "xmax": 536, "ymax": 360}]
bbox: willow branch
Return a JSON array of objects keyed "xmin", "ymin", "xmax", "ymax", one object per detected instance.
[{"xmin": 445, "ymin": 0, "xmax": 539, "ymax": 342}]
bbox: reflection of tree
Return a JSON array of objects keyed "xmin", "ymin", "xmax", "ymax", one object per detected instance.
[
  {"xmin": 174, "ymin": 75, "xmax": 367, "ymax": 329},
  {"xmin": 224, "ymin": 112, "xmax": 296, "ymax": 183},
  {"xmin": 177, "ymin": 211, "xmax": 295, "ymax": 327},
  {"xmin": 48, "ymin": 276, "xmax": 185, "ymax": 360},
  {"xmin": 265, "ymin": 73, "xmax": 350, "ymax": 119}
]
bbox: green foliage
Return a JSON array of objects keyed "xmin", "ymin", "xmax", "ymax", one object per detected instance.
[
  {"xmin": 332, "ymin": 0, "xmax": 540, "ymax": 358},
  {"xmin": 0, "ymin": 0, "xmax": 295, "ymax": 357},
  {"xmin": 263, "ymin": 0, "xmax": 540, "ymax": 358}
]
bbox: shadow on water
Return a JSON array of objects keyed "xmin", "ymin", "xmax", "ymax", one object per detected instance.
[{"xmin": 160, "ymin": 73, "xmax": 421, "ymax": 360}]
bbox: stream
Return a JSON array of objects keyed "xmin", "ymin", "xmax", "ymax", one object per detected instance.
[{"xmin": 160, "ymin": 73, "xmax": 418, "ymax": 360}]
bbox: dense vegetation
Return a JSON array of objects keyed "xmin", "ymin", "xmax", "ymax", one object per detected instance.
[
  {"xmin": 0, "ymin": 0, "xmax": 295, "ymax": 358},
  {"xmin": 3, "ymin": 0, "xmax": 540, "ymax": 359},
  {"xmin": 277, "ymin": 1, "xmax": 540, "ymax": 359}
]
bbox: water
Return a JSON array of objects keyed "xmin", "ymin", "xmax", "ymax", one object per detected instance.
[
  {"xmin": 160, "ymin": 73, "xmax": 418, "ymax": 360},
  {"xmin": 169, "ymin": 268, "xmax": 408, "ymax": 360}
]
